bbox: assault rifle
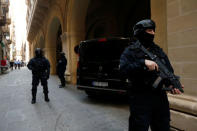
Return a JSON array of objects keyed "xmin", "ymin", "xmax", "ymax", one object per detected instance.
[{"xmin": 135, "ymin": 41, "xmax": 184, "ymax": 93}]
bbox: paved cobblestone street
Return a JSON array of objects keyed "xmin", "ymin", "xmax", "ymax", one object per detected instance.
[{"xmin": 0, "ymin": 67, "xmax": 129, "ymax": 131}]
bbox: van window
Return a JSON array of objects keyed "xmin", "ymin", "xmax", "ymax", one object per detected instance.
[{"xmin": 79, "ymin": 39, "xmax": 129, "ymax": 62}]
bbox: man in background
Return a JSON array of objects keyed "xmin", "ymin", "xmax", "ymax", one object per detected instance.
[{"xmin": 57, "ymin": 52, "xmax": 67, "ymax": 88}]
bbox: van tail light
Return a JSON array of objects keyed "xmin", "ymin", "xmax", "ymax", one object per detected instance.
[{"xmin": 98, "ymin": 38, "xmax": 107, "ymax": 42}]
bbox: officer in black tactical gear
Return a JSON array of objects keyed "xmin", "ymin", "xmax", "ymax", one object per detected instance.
[
  {"xmin": 120, "ymin": 19, "xmax": 183, "ymax": 131},
  {"xmin": 56, "ymin": 52, "xmax": 67, "ymax": 88},
  {"xmin": 27, "ymin": 48, "xmax": 50, "ymax": 104}
]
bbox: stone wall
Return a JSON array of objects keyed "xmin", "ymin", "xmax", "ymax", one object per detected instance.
[
  {"xmin": 168, "ymin": 0, "xmax": 197, "ymax": 97},
  {"xmin": 167, "ymin": 0, "xmax": 197, "ymax": 130}
]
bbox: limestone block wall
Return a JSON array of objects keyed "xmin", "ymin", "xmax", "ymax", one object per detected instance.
[
  {"xmin": 168, "ymin": 0, "xmax": 197, "ymax": 96},
  {"xmin": 151, "ymin": 0, "xmax": 167, "ymax": 52},
  {"xmin": 167, "ymin": 0, "xmax": 197, "ymax": 130}
]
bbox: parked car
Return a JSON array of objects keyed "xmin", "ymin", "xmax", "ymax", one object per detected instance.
[
  {"xmin": 76, "ymin": 37, "xmax": 130, "ymax": 96},
  {"xmin": 0, "ymin": 59, "xmax": 10, "ymax": 73}
]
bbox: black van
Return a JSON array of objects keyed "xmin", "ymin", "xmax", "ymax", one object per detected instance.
[{"xmin": 76, "ymin": 37, "xmax": 130, "ymax": 96}]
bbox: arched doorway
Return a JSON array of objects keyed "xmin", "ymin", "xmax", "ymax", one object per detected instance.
[
  {"xmin": 46, "ymin": 17, "xmax": 62, "ymax": 74},
  {"xmin": 56, "ymin": 25, "xmax": 62, "ymax": 64}
]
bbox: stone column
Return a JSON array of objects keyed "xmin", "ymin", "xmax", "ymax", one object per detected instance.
[
  {"xmin": 44, "ymin": 47, "xmax": 56, "ymax": 75},
  {"xmin": 68, "ymin": 31, "xmax": 85, "ymax": 84},
  {"xmin": 61, "ymin": 32, "xmax": 71, "ymax": 82}
]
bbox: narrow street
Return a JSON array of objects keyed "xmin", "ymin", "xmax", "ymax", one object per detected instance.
[{"xmin": 0, "ymin": 67, "xmax": 129, "ymax": 131}]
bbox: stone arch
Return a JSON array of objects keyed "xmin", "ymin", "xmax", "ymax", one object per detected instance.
[
  {"xmin": 45, "ymin": 16, "xmax": 62, "ymax": 74},
  {"xmin": 33, "ymin": 35, "xmax": 45, "ymax": 51},
  {"xmin": 29, "ymin": 25, "xmax": 46, "ymax": 59},
  {"xmin": 38, "ymin": 36, "xmax": 45, "ymax": 49},
  {"xmin": 47, "ymin": 3, "xmax": 64, "ymax": 33},
  {"xmin": 35, "ymin": 43, "xmax": 38, "ymax": 48},
  {"xmin": 31, "ymin": 41, "xmax": 37, "ymax": 57},
  {"xmin": 43, "ymin": 2, "xmax": 64, "ymax": 74},
  {"xmin": 65, "ymin": 0, "xmax": 151, "ymax": 83},
  {"xmin": 63, "ymin": 0, "xmax": 167, "ymax": 84}
]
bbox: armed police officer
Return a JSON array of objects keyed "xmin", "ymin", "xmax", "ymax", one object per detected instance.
[
  {"xmin": 56, "ymin": 52, "xmax": 67, "ymax": 88},
  {"xmin": 27, "ymin": 48, "xmax": 50, "ymax": 104},
  {"xmin": 120, "ymin": 19, "xmax": 184, "ymax": 131}
]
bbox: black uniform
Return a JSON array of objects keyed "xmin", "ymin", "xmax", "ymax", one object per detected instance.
[
  {"xmin": 120, "ymin": 20, "xmax": 173, "ymax": 131},
  {"xmin": 57, "ymin": 53, "xmax": 67, "ymax": 87},
  {"xmin": 27, "ymin": 49, "xmax": 50, "ymax": 104}
]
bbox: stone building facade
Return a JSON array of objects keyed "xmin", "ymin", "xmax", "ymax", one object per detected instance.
[
  {"xmin": 0, "ymin": 0, "xmax": 11, "ymax": 61},
  {"xmin": 26, "ymin": 0, "xmax": 197, "ymax": 130}
]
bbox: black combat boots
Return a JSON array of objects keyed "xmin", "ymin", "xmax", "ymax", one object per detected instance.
[
  {"xmin": 31, "ymin": 96, "xmax": 36, "ymax": 104},
  {"xmin": 31, "ymin": 92, "xmax": 36, "ymax": 104},
  {"xmin": 44, "ymin": 94, "xmax": 50, "ymax": 102}
]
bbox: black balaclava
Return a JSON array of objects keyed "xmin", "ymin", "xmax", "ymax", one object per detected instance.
[{"xmin": 133, "ymin": 19, "xmax": 156, "ymax": 48}]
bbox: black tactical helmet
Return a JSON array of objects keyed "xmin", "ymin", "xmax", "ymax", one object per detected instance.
[
  {"xmin": 133, "ymin": 19, "xmax": 156, "ymax": 37},
  {"xmin": 35, "ymin": 48, "xmax": 43, "ymax": 57}
]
